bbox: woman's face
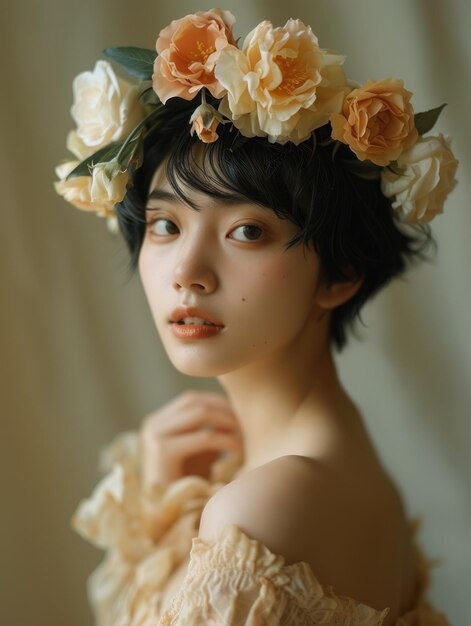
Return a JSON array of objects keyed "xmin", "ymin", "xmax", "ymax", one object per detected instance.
[{"xmin": 138, "ymin": 160, "xmax": 326, "ymax": 377}]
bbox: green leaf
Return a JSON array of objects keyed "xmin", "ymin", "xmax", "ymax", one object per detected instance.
[
  {"xmin": 414, "ymin": 103, "xmax": 447, "ymax": 136},
  {"xmin": 103, "ymin": 46, "xmax": 157, "ymax": 80},
  {"xmin": 117, "ymin": 128, "xmax": 145, "ymax": 170},
  {"xmin": 139, "ymin": 85, "xmax": 160, "ymax": 106},
  {"xmin": 110, "ymin": 105, "xmax": 163, "ymax": 165},
  {"xmin": 342, "ymin": 158, "xmax": 382, "ymax": 180},
  {"xmin": 66, "ymin": 142, "xmax": 123, "ymax": 180}
]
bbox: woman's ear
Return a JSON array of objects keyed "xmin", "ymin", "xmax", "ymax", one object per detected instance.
[{"xmin": 314, "ymin": 272, "xmax": 364, "ymax": 310}]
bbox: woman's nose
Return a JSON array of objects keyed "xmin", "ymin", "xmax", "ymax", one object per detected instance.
[{"xmin": 172, "ymin": 234, "xmax": 218, "ymax": 293}]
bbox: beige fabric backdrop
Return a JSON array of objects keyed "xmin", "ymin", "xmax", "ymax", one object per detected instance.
[{"xmin": 1, "ymin": 0, "xmax": 469, "ymax": 624}]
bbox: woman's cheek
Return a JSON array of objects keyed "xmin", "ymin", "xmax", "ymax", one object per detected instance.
[
  {"xmin": 255, "ymin": 255, "xmax": 318, "ymax": 326},
  {"xmin": 139, "ymin": 248, "xmax": 167, "ymax": 312},
  {"xmin": 244, "ymin": 262, "xmax": 297, "ymax": 324}
]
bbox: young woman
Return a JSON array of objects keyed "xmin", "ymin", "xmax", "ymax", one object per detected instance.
[{"xmin": 57, "ymin": 9, "xmax": 457, "ymax": 625}]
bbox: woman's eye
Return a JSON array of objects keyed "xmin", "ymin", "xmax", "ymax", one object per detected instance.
[
  {"xmin": 230, "ymin": 224, "xmax": 264, "ymax": 242},
  {"xmin": 147, "ymin": 218, "xmax": 179, "ymax": 237},
  {"xmin": 146, "ymin": 218, "xmax": 264, "ymax": 243}
]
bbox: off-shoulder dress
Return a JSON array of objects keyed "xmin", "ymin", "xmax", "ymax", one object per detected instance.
[{"xmin": 72, "ymin": 430, "xmax": 451, "ymax": 625}]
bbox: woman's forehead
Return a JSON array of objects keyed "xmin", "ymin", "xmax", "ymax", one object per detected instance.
[
  {"xmin": 146, "ymin": 156, "xmax": 263, "ymax": 212},
  {"xmin": 148, "ymin": 138, "xmax": 232, "ymax": 194},
  {"xmin": 148, "ymin": 159, "xmax": 170, "ymax": 194}
]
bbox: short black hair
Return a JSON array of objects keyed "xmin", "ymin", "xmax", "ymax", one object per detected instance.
[{"xmin": 116, "ymin": 96, "xmax": 433, "ymax": 350}]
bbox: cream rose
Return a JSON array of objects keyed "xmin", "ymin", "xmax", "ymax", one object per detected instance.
[
  {"xmin": 152, "ymin": 8, "xmax": 236, "ymax": 103},
  {"xmin": 215, "ymin": 18, "xmax": 350, "ymax": 145},
  {"xmin": 71, "ymin": 60, "xmax": 145, "ymax": 150},
  {"xmin": 66, "ymin": 130, "xmax": 92, "ymax": 160},
  {"xmin": 380, "ymin": 134, "xmax": 458, "ymax": 224},
  {"xmin": 330, "ymin": 78, "xmax": 418, "ymax": 166},
  {"xmin": 90, "ymin": 162, "xmax": 129, "ymax": 217},
  {"xmin": 54, "ymin": 161, "xmax": 94, "ymax": 212}
]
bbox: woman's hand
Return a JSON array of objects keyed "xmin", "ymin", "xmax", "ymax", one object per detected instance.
[{"xmin": 139, "ymin": 390, "xmax": 243, "ymax": 490}]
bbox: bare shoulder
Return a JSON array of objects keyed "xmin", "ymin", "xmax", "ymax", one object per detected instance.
[
  {"xmin": 199, "ymin": 454, "xmax": 412, "ymax": 620},
  {"xmin": 200, "ymin": 454, "xmax": 392, "ymax": 555}
]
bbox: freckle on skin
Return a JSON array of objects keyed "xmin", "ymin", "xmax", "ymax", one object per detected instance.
[{"xmin": 241, "ymin": 298, "xmax": 246, "ymax": 302}]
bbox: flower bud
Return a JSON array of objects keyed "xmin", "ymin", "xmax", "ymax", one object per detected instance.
[{"xmin": 189, "ymin": 102, "xmax": 226, "ymax": 143}]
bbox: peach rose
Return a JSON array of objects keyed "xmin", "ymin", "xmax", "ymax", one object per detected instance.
[
  {"xmin": 90, "ymin": 162, "xmax": 129, "ymax": 217},
  {"xmin": 54, "ymin": 161, "xmax": 94, "ymax": 212},
  {"xmin": 71, "ymin": 60, "xmax": 145, "ymax": 150},
  {"xmin": 215, "ymin": 19, "xmax": 350, "ymax": 145},
  {"xmin": 330, "ymin": 78, "xmax": 418, "ymax": 166},
  {"xmin": 380, "ymin": 134, "xmax": 458, "ymax": 224},
  {"xmin": 152, "ymin": 8, "xmax": 236, "ymax": 103}
]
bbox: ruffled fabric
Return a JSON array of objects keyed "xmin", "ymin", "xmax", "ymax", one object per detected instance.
[
  {"xmin": 72, "ymin": 429, "xmax": 451, "ymax": 625},
  {"xmin": 71, "ymin": 430, "xmax": 243, "ymax": 626},
  {"xmin": 158, "ymin": 522, "xmax": 451, "ymax": 625}
]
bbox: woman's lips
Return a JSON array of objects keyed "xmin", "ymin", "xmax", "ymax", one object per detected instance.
[
  {"xmin": 170, "ymin": 306, "xmax": 223, "ymax": 326},
  {"xmin": 170, "ymin": 322, "xmax": 224, "ymax": 339}
]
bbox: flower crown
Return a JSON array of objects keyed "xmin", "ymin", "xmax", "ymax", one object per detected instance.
[{"xmin": 54, "ymin": 8, "xmax": 458, "ymax": 230}]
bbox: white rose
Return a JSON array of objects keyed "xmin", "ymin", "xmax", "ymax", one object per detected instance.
[
  {"xmin": 381, "ymin": 134, "xmax": 459, "ymax": 224},
  {"xmin": 90, "ymin": 162, "xmax": 129, "ymax": 217},
  {"xmin": 71, "ymin": 60, "xmax": 145, "ymax": 150},
  {"xmin": 66, "ymin": 130, "xmax": 92, "ymax": 160}
]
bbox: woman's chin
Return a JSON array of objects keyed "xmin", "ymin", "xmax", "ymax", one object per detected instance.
[
  {"xmin": 163, "ymin": 343, "xmax": 249, "ymax": 378},
  {"xmin": 168, "ymin": 358, "xmax": 233, "ymax": 378}
]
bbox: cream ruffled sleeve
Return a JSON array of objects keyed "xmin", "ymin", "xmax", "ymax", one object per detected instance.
[
  {"xmin": 157, "ymin": 522, "xmax": 452, "ymax": 625},
  {"xmin": 71, "ymin": 430, "xmax": 243, "ymax": 626},
  {"xmin": 157, "ymin": 523, "xmax": 391, "ymax": 625}
]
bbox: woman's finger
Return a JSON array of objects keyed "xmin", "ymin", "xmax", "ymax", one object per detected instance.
[
  {"xmin": 169, "ymin": 430, "xmax": 243, "ymax": 457},
  {"xmin": 144, "ymin": 404, "xmax": 240, "ymax": 438}
]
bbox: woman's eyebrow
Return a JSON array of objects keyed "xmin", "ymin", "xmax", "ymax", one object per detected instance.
[
  {"xmin": 146, "ymin": 188, "xmax": 267, "ymax": 211},
  {"xmin": 146, "ymin": 189, "xmax": 179, "ymax": 204}
]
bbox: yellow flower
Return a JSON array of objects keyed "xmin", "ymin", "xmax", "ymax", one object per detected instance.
[
  {"xmin": 380, "ymin": 134, "xmax": 458, "ymax": 224},
  {"xmin": 330, "ymin": 78, "xmax": 418, "ymax": 166},
  {"xmin": 215, "ymin": 19, "xmax": 350, "ymax": 145},
  {"xmin": 152, "ymin": 8, "xmax": 236, "ymax": 103}
]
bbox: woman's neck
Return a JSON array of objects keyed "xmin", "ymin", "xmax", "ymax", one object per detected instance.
[{"xmin": 217, "ymin": 326, "xmax": 355, "ymax": 474}]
